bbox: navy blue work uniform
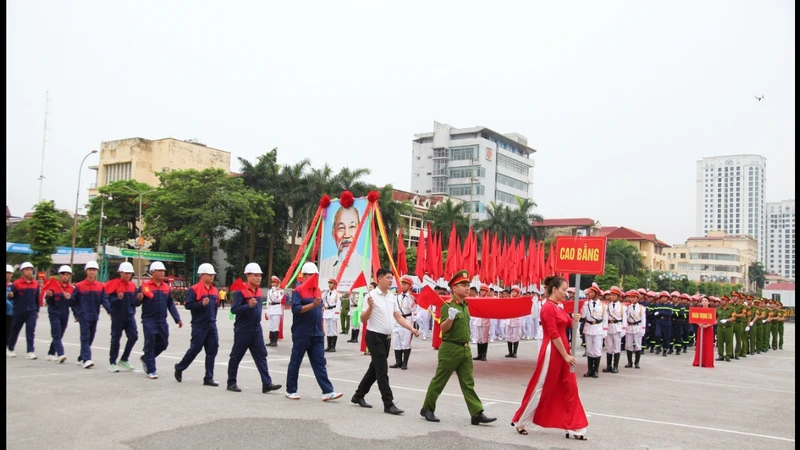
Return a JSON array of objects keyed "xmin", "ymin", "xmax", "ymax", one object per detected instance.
[
  {"xmin": 71, "ymin": 279, "xmax": 109, "ymax": 362},
  {"xmin": 138, "ymin": 280, "xmax": 182, "ymax": 375},
  {"xmin": 45, "ymin": 282, "xmax": 74, "ymax": 357},
  {"xmin": 8, "ymin": 278, "xmax": 40, "ymax": 353},
  {"xmin": 106, "ymin": 279, "xmax": 139, "ymax": 365},
  {"xmin": 286, "ymin": 287, "xmax": 335, "ymax": 395},
  {"xmin": 175, "ymin": 282, "xmax": 219, "ymax": 382},
  {"xmin": 6, "ymin": 282, "xmax": 13, "ymax": 346},
  {"xmin": 227, "ymin": 286, "xmax": 276, "ymax": 388},
  {"xmin": 654, "ymin": 301, "xmax": 674, "ymax": 354}
]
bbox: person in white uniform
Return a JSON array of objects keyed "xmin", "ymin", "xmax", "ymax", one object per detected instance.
[
  {"xmin": 504, "ymin": 286, "xmax": 523, "ymax": 358},
  {"xmin": 623, "ymin": 289, "xmax": 646, "ymax": 369},
  {"xmin": 266, "ymin": 276, "xmax": 284, "ymax": 347},
  {"xmin": 580, "ymin": 283, "xmax": 606, "ymax": 378},
  {"xmin": 414, "ymin": 295, "xmax": 431, "ymax": 340},
  {"xmin": 602, "ymin": 286, "xmax": 626, "ymax": 374},
  {"xmin": 531, "ymin": 292, "xmax": 542, "ymax": 340},
  {"xmin": 323, "ymin": 278, "xmax": 341, "ymax": 353},
  {"xmin": 472, "ymin": 284, "xmax": 491, "ymax": 361},
  {"xmin": 390, "ymin": 276, "xmax": 415, "ymax": 370}
]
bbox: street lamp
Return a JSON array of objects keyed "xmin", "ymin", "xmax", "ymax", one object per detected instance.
[
  {"xmin": 69, "ymin": 150, "xmax": 98, "ymax": 270},
  {"xmin": 124, "ymin": 185, "xmax": 158, "ymax": 284},
  {"xmin": 96, "ymin": 193, "xmax": 113, "ymax": 248}
]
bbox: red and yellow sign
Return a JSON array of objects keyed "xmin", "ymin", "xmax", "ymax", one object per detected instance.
[
  {"xmin": 554, "ymin": 236, "xmax": 607, "ymax": 275},
  {"xmin": 689, "ymin": 307, "xmax": 717, "ymax": 325}
]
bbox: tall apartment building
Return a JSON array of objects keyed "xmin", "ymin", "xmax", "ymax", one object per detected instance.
[
  {"xmin": 411, "ymin": 121, "xmax": 536, "ymax": 222},
  {"xmin": 695, "ymin": 154, "xmax": 766, "ymax": 262},
  {"xmin": 766, "ymin": 199, "xmax": 796, "ymax": 280},
  {"xmin": 88, "ymin": 137, "xmax": 232, "ymax": 201}
]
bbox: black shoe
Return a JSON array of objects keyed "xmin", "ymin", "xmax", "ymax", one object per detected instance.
[
  {"xmin": 734, "ymin": 356, "xmax": 740, "ymax": 360},
  {"xmin": 667, "ymin": 348, "xmax": 674, "ymax": 354},
  {"xmin": 715, "ymin": 357, "xmax": 724, "ymax": 361},
  {"xmin": 655, "ymin": 348, "xmax": 661, "ymax": 355},
  {"xmin": 649, "ymin": 347, "xmax": 654, "ymax": 353},
  {"xmin": 591, "ymin": 371, "xmax": 599, "ymax": 378},
  {"xmin": 351, "ymin": 396, "xmax": 372, "ymax": 408},
  {"xmin": 420, "ymin": 408, "xmax": 440, "ymax": 422},
  {"xmin": 676, "ymin": 349, "xmax": 681, "ymax": 356},
  {"xmin": 262, "ymin": 384, "xmax": 282, "ymax": 393},
  {"xmin": 227, "ymin": 384, "xmax": 242, "ymax": 392},
  {"xmin": 384, "ymin": 404, "xmax": 404, "ymax": 415},
  {"xmin": 471, "ymin": 411, "xmax": 497, "ymax": 425},
  {"xmin": 174, "ymin": 368, "xmax": 183, "ymax": 383},
  {"xmin": 203, "ymin": 379, "xmax": 219, "ymax": 387}
]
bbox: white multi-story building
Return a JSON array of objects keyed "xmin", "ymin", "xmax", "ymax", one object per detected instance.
[
  {"xmin": 766, "ymin": 199, "xmax": 795, "ymax": 280},
  {"xmin": 411, "ymin": 121, "xmax": 536, "ymax": 222},
  {"xmin": 695, "ymin": 154, "xmax": 767, "ymax": 262}
]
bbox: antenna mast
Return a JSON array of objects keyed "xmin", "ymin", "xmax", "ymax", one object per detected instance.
[{"xmin": 37, "ymin": 91, "xmax": 51, "ymax": 203}]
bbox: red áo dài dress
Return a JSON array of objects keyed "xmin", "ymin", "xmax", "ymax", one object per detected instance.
[
  {"xmin": 512, "ymin": 299, "xmax": 588, "ymax": 435},
  {"xmin": 692, "ymin": 325, "xmax": 715, "ymax": 368}
]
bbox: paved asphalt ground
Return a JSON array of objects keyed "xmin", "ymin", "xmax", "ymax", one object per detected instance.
[{"xmin": 6, "ymin": 311, "xmax": 795, "ymax": 449}]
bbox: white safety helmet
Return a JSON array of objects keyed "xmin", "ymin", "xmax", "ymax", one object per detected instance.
[
  {"xmin": 244, "ymin": 262, "xmax": 263, "ymax": 274},
  {"xmin": 118, "ymin": 262, "xmax": 134, "ymax": 273},
  {"xmin": 6, "ymin": 264, "xmax": 14, "ymax": 273},
  {"xmin": 85, "ymin": 261, "xmax": 99, "ymax": 270},
  {"xmin": 58, "ymin": 265, "xmax": 72, "ymax": 274},
  {"xmin": 197, "ymin": 263, "xmax": 216, "ymax": 275},
  {"xmin": 149, "ymin": 261, "xmax": 166, "ymax": 272},
  {"xmin": 301, "ymin": 262, "xmax": 319, "ymax": 275},
  {"xmin": 20, "ymin": 262, "xmax": 34, "ymax": 271}
]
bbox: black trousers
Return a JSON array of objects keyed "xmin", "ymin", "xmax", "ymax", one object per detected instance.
[{"xmin": 354, "ymin": 330, "xmax": 393, "ymax": 407}]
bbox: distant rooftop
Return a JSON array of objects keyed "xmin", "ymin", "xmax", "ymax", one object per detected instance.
[
  {"xmin": 413, "ymin": 122, "xmax": 537, "ymax": 155},
  {"xmin": 599, "ymin": 226, "xmax": 671, "ymax": 248},
  {"xmin": 533, "ymin": 218, "xmax": 596, "ymax": 227},
  {"xmin": 764, "ymin": 282, "xmax": 795, "ymax": 291}
]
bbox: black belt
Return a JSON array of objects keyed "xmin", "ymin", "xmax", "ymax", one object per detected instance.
[
  {"xmin": 628, "ymin": 321, "xmax": 641, "ymax": 325},
  {"xmin": 402, "ymin": 313, "xmax": 412, "ymax": 318},
  {"xmin": 608, "ymin": 320, "xmax": 619, "ymax": 324},
  {"xmin": 324, "ymin": 306, "xmax": 335, "ymax": 310},
  {"xmin": 443, "ymin": 340, "xmax": 469, "ymax": 347},
  {"xmin": 270, "ymin": 302, "xmax": 281, "ymax": 305},
  {"xmin": 586, "ymin": 319, "xmax": 600, "ymax": 325}
]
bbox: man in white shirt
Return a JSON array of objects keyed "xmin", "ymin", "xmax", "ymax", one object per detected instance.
[
  {"xmin": 390, "ymin": 276, "xmax": 416, "ymax": 370},
  {"xmin": 351, "ymin": 268, "xmax": 419, "ymax": 415},
  {"xmin": 266, "ymin": 276, "xmax": 284, "ymax": 347},
  {"xmin": 323, "ymin": 279, "xmax": 341, "ymax": 353}
]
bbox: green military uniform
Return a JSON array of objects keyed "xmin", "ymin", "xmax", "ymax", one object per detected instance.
[
  {"xmin": 715, "ymin": 301, "xmax": 734, "ymax": 361},
  {"xmin": 731, "ymin": 301, "xmax": 746, "ymax": 358},
  {"xmin": 340, "ymin": 293, "xmax": 350, "ymax": 334},
  {"xmin": 422, "ymin": 270, "xmax": 486, "ymax": 418},
  {"xmin": 757, "ymin": 304, "xmax": 770, "ymax": 352},
  {"xmin": 778, "ymin": 307, "xmax": 788, "ymax": 349},
  {"xmin": 768, "ymin": 305, "xmax": 779, "ymax": 350},
  {"xmin": 750, "ymin": 301, "xmax": 762, "ymax": 354}
]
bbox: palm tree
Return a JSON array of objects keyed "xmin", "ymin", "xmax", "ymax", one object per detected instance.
[
  {"xmin": 425, "ymin": 198, "xmax": 469, "ymax": 242},
  {"xmin": 375, "ymin": 184, "xmax": 413, "ymax": 249},
  {"xmin": 331, "ymin": 167, "xmax": 371, "ymax": 197},
  {"xmin": 748, "ymin": 261, "xmax": 766, "ymax": 291},
  {"xmin": 479, "ymin": 201, "xmax": 511, "ymax": 240},
  {"xmin": 514, "ymin": 197, "xmax": 545, "ymax": 240},
  {"xmin": 605, "ymin": 240, "xmax": 645, "ymax": 283},
  {"xmin": 280, "ymin": 159, "xmax": 312, "ymax": 258}
]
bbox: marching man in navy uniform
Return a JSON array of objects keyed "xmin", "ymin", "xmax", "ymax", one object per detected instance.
[{"xmin": 174, "ymin": 263, "xmax": 220, "ymax": 386}]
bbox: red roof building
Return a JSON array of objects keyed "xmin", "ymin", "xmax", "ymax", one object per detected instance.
[
  {"xmin": 532, "ymin": 218, "xmax": 601, "ymax": 239},
  {"xmin": 599, "ymin": 226, "xmax": 671, "ymax": 271}
]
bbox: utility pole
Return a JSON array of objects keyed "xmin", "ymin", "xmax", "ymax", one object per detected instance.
[{"xmin": 37, "ymin": 91, "xmax": 51, "ymax": 203}]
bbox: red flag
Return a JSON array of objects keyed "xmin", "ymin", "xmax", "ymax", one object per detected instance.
[
  {"xmin": 479, "ymin": 230, "xmax": 488, "ymax": 281},
  {"xmin": 426, "ymin": 224, "xmax": 436, "ymax": 278},
  {"xmin": 104, "ymin": 278, "xmax": 121, "ymax": 295},
  {"xmin": 349, "ymin": 271, "xmax": 368, "ymax": 293},
  {"xmin": 229, "ymin": 278, "xmax": 247, "ymax": 293},
  {"xmin": 435, "ymin": 232, "xmax": 444, "ymax": 280},
  {"xmin": 278, "ymin": 314, "xmax": 284, "ymax": 340},
  {"xmin": 416, "ymin": 227, "xmax": 427, "ymax": 279},
  {"xmin": 43, "ymin": 277, "xmax": 63, "ymax": 295},
  {"xmin": 462, "ymin": 226, "xmax": 474, "ymax": 278},
  {"xmin": 415, "ymin": 285, "xmax": 446, "ymax": 310},
  {"xmin": 296, "ymin": 273, "xmax": 320, "ymax": 299},
  {"xmin": 397, "ymin": 229, "xmax": 408, "ymax": 276}
]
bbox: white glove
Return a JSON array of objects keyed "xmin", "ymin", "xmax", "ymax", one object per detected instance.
[
  {"xmin": 762, "ymin": 319, "xmax": 766, "ymax": 324},
  {"xmin": 749, "ymin": 322, "xmax": 754, "ymax": 327},
  {"xmin": 745, "ymin": 326, "xmax": 750, "ymax": 332},
  {"xmin": 447, "ymin": 308, "xmax": 459, "ymax": 320},
  {"xmin": 720, "ymin": 319, "xmax": 727, "ymax": 324},
  {"xmin": 654, "ymin": 312, "xmax": 659, "ymax": 316}
]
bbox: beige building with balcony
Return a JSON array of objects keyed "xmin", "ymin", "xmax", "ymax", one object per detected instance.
[
  {"xmin": 599, "ymin": 226, "xmax": 671, "ymax": 271},
  {"xmin": 391, "ymin": 188, "xmax": 461, "ymax": 247},
  {"xmin": 664, "ymin": 231, "xmax": 757, "ymax": 287},
  {"xmin": 88, "ymin": 137, "xmax": 232, "ymax": 200}
]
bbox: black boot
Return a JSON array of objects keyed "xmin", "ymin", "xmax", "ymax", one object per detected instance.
[
  {"xmin": 480, "ymin": 343, "xmax": 488, "ymax": 361},
  {"xmin": 324, "ymin": 337, "xmax": 332, "ymax": 352},
  {"xmin": 634, "ymin": 351, "xmax": 641, "ymax": 368},
  {"xmin": 390, "ymin": 350, "xmax": 403, "ymax": 368},
  {"xmin": 330, "ymin": 336, "xmax": 337, "ymax": 352},
  {"xmin": 512, "ymin": 342, "xmax": 519, "ymax": 358},
  {"xmin": 401, "ymin": 349, "xmax": 410, "ymax": 370},
  {"xmin": 583, "ymin": 357, "xmax": 594, "ymax": 378},
  {"xmin": 602, "ymin": 354, "xmax": 613, "ymax": 373},
  {"xmin": 591, "ymin": 357, "xmax": 599, "ymax": 378},
  {"xmin": 348, "ymin": 329, "xmax": 359, "ymax": 343},
  {"xmin": 612, "ymin": 353, "xmax": 620, "ymax": 373},
  {"xmin": 272, "ymin": 331, "xmax": 279, "ymax": 346},
  {"xmin": 649, "ymin": 346, "xmax": 655, "ymax": 353},
  {"xmin": 473, "ymin": 344, "xmax": 483, "ymax": 360},
  {"xmin": 625, "ymin": 350, "xmax": 633, "ymax": 368},
  {"xmin": 505, "ymin": 342, "xmax": 514, "ymax": 357},
  {"xmin": 676, "ymin": 346, "xmax": 681, "ymax": 356}
]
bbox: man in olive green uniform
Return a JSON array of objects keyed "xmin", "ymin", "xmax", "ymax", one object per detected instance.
[
  {"xmin": 754, "ymin": 300, "xmax": 769, "ymax": 353},
  {"xmin": 776, "ymin": 303, "xmax": 787, "ymax": 349},
  {"xmin": 731, "ymin": 294, "xmax": 746, "ymax": 359},
  {"xmin": 340, "ymin": 293, "xmax": 350, "ymax": 335},
  {"xmin": 715, "ymin": 296, "xmax": 734, "ymax": 362},
  {"xmin": 749, "ymin": 299, "xmax": 762, "ymax": 354},
  {"xmin": 767, "ymin": 300, "xmax": 780, "ymax": 350},
  {"xmin": 420, "ymin": 270, "xmax": 496, "ymax": 426}
]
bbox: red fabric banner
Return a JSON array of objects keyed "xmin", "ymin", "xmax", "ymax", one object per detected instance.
[
  {"xmin": 416, "ymin": 228, "xmax": 427, "ymax": 280},
  {"xmin": 349, "ymin": 272, "xmax": 367, "ymax": 293},
  {"xmin": 466, "ymin": 296, "xmax": 533, "ymax": 320},
  {"xmin": 229, "ymin": 278, "xmax": 246, "ymax": 293},
  {"xmin": 397, "ymin": 229, "xmax": 408, "ymax": 276}
]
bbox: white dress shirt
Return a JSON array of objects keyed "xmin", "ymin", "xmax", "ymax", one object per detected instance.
[{"xmin": 365, "ymin": 288, "xmax": 399, "ymax": 335}]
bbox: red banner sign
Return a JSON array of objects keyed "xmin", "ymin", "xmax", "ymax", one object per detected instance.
[
  {"xmin": 689, "ymin": 307, "xmax": 717, "ymax": 325},
  {"xmin": 554, "ymin": 236, "xmax": 607, "ymax": 275}
]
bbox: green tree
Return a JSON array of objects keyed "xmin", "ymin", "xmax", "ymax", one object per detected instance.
[
  {"xmin": 605, "ymin": 240, "xmax": 645, "ymax": 284},
  {"xmin": 425, "ymin": 199, "xmax": 469, "ymax": 242},
  {"xmin": 622, "ymin": 274, "xmax": 641, "ymax": 290},
  {"xmin": 375, "ymin": 184, "xmax": 413, "ymax": 250},
  {"xmin": 331, "ymin": 167, "xmax": 371, "ymax": 197},
  {"xmin": 594, "ymin": 264, "xmax": 620, "ymax": 290},
  {"xmin": 29, "ymin": 201, "xmax": 62, "ymax": 271},
  {"xmin": 7, "ymin": 209, "xmax": 76, "ymax": 268},
  {"xmin": 77, "ymin": 180, "xmax": 154, "ymax": 248},
  {"xmin": 748, "ymin": 262, "xmax": 766, "ymax": 290}
]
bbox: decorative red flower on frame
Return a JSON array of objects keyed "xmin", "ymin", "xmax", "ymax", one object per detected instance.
[
  {"xmin": 319, "ymin": 195, "xmax": 331, "ymax": 209},
  {"xmin": 339, "ymin": 191, "xmax": 355, "ymax": 209},
  {"xmin": 367, "ymin": 190, "xmax": 380, "ymax": 204}
]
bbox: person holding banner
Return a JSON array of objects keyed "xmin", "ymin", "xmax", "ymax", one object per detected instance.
[
  {"xmin": 472, "ymin": 284, "xmax": 491, "ymax": 361},
  {"xmin": 504, "ymin": 286, "xmax": 523, "ymax": 358},
  {"xmin": 512, "ymin": 275, "xmax": 587, "ymax": 440},
  {"xmin": 44, "ymin": 265, "xmax": 75, "ymax": 363},
  {"xmin": 692, "ymin": 296, "xmax": 715, "ymax": 368},
  {"xmin": 420, "ymin": 270, "xmax": 496, "ymax": 426},
  {"xmin": 266, "ymin": 276, "xmax": 284, "ymax": 347}
]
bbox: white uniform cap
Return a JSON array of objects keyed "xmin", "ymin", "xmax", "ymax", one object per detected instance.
[
  {"xmin": 244, "ymin": 262, "xmax": 263, "ymax": 274},
  {"xmin": 6, "ymin": 264, "xmax": 14, "ymax": 273},
  {"xmin": 20, "ymin": 262, "xmax": 34, "ymax": 270},
  {"xmin": 197, "ymin": 263, "xmax": 216, "ymax": 275},
  {"xmin": 149, "ymin": 261, "xmax": 166, "ymax": 272},
  {"xmin": 85, "ymin": 261, "xmax": 99, "ymax": 270},
  {"xmin": 118, "ymin": 262, "xmax": 134, "ymax": 273},
  {"xmin": 301, "ymin": 262, "xmax": 318, "ymax": 275},
  {"xmin": 57, "ymin": 265, "xmax": 72, "ymax": 274}
]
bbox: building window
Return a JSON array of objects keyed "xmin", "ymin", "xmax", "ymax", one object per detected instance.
[
  {"xmin": 495, "ymin": 190, "xmax": 519, "ymax": 205},
  {"xmin": 449, "ymin": 166, "xmax": 485, "ymax": 179},
  {"xmin": 497, "ymin": 174, "xmax": 529, "ymax": 192},
  {"xmin": 105, "ymin": 162, "xmax": 132, "ymax": 184},
  {"xmin": 448, "ymin": 184, "xmax": 485, "ymax": 196},
  {"xmin": 449, "ymin": 146, "xmax": 479, "ymax": 161},
  {"xmin": 497, "ymin": 155, "xmax": 530, "ymax": 176}
]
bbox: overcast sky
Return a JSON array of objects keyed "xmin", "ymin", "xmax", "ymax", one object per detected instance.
[{"xmin": 7, "ymin": 1, "xmax": 795, "ymax": 246}]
